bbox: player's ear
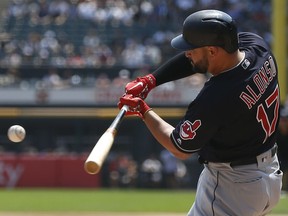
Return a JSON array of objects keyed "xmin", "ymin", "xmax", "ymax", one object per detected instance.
[{"xmin": 207, "ymin": 46, "xmax": 218, "ymax": 56}]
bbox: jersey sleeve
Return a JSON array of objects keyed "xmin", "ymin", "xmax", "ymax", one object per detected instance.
[{"xmin": 170, "ymin": 90, "xmax": 221, "ymax": 153}]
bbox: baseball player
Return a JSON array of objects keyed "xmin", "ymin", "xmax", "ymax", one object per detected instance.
[{"xmin": 118, "ymin": 10, "xmax": 283, "ymax": 216}]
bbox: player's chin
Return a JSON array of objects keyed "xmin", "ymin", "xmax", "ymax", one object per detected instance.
[{"xmin": 193, "ymin": 65, "xmax": 207, "ymax": 74}]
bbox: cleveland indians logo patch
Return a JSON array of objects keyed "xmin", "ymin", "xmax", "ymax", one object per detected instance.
[{"xmin": 180, "ymin": 120, "xmax": 201, "ymax": 140}]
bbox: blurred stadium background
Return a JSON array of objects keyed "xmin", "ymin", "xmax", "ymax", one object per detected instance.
[{"xmin": 0, "ymin": 0, "xmax": 287, "ymax": 191}]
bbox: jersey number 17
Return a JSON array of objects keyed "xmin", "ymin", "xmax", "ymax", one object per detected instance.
[{"xmin": 256, "ymin": 85, "xmax": 279, "ymax": 144}]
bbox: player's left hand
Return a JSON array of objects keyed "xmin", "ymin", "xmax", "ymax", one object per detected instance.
[
  {"xmin": 118, "ymin": 94, "xmax": 152, "ymax": 119},
  {"xmin": 125, "ymin": 74, "xmax": 156, "ymax": 99}
]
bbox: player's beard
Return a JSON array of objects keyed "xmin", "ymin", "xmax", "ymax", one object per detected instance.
[{"xmin": 190, "ymin": 54, "xmax": 209, "ymax": 74}]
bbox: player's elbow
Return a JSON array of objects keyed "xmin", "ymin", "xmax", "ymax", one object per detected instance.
[
  {"xmin": 172, "ymin": 150, "xmax": 192, "ymax": 160},
  {"xmin": 166, "ymin": 141, "xmax": 192, "ymax": 160}
]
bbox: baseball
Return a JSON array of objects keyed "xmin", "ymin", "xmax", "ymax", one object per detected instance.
[{"xmin": 7, "ymin": 125, "xmax": 26, "ymax": 143}]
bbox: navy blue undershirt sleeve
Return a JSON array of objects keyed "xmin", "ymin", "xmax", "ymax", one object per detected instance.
[{"xmin": 152, "ymin": 52, "xmax": 198, "ymax": 86}]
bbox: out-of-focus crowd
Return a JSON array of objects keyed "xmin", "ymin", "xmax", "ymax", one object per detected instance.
[
  {"xmin": 101, "ymin": 150, "xmax": 202, "ymax": 189},
  {"xmin": 0, "ymin": 0, "xmax": 272, "ymax": 68}
]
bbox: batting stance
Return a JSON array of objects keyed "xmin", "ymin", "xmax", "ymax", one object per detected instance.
[{"xmin": 118, "ymin": 10, "xmax": 283, "ymax": 216}]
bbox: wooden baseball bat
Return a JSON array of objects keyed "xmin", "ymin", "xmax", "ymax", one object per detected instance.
[{"xmin": 84, "ymin": 105, "xmax": 128, "ymax": 174}]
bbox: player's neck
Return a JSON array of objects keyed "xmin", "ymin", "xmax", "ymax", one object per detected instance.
[{"xmin": 210, "ymin": 50, "xmax": 245, "ymax": 76}]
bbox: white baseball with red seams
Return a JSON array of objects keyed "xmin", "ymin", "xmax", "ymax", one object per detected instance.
[{"xmin": 7, "ymin": 125, "xmax": 26, "ymax": 143}]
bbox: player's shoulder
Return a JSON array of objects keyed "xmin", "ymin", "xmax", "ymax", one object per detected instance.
[
  {"xmin": 238, "ymin": 32, "xmax": 270, "ymax": 50},
  {"xmin": 238, "ymin": 32, "xmax": 264, "ymax": 42}
]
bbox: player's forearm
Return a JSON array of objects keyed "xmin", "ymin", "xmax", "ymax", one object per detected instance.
[
  {"xmin": 152, "ymin": 52, "xmax": 196, "ymax": 86},
  {"xmin": 124, "ymin": 53, "xmax": 197, "ymax": 99},
  {"xmin": 143, "ymin": 110, "xmax": 191, "ymax": 160}
]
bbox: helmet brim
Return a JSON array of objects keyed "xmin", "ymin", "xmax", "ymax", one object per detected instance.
[{"xmin": 171, "ymin": 34, "xmax": 196, "ymax": 51}]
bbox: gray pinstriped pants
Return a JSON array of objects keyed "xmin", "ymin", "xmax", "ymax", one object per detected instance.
[{"xmin": 188, "ymin": 150, "xmax": 283, "ymax": 216}]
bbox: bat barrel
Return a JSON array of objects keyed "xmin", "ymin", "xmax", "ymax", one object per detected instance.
[
  {"xmin": 84, "ymin": 161, "xmax": 100, "ymax": 174},
  {"xmin": 84, "ymin": 128, "xmax": 116, "ymax": 174},
  {"xmin": 84, "ymin": 105, "xmax": 128, "ymax": 174}
]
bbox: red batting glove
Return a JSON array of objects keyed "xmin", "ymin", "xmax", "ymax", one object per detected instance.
[
  {"xmin": 118, "ymin": 94, "xmax": 152, "ymax": 119},
  {"xmin": 125, "ymin": 74, "xmax": 156, "ymax": 99}
]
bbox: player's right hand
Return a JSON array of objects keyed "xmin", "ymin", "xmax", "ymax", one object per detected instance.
[
  {"xmin": 125, "ymin": 74, "xmax": 156, "ymax": 99},
  {"xmin": 118, "ymin": 94, "xmax": 152, "ymax": 119}
]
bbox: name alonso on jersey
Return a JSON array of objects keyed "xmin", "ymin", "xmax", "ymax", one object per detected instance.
[{"xmin": 240, "ymin": 56, "xmax": 277, "ymax": 109}]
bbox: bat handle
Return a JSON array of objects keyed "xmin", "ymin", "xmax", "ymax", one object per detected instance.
[
  {"xmin": 110, "ymin": 105, "xmax": 128, "ymax": 130},
  {"xmin": 122, "ymin": 104, "xmax": 129, "ymax": 112}
]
